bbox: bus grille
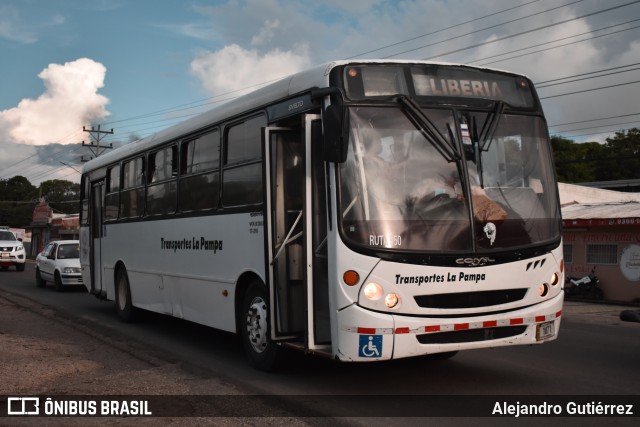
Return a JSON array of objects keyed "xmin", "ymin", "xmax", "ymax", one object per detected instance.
[
  {"xmin": 414, "ymin": 289, "xmax": 528, "ymax": 309},
  {"xmin": 417, "ymin": 325, "xmax": 527, "ymax": 344}
]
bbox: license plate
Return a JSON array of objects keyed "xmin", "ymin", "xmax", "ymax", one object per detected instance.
[
  {"xmin": 536, "ymin": 321, "xmax": 554, "ymax": 341},
  {"xmin": 1, "ymin": 253, "xmax": 9, "ymax": 258}
]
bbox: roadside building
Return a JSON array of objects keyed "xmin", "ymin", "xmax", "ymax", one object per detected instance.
[
  {"xmin": 560, "ymin": 183, "xmax": 640, "ymax": 303},
  {"xmin": 28, "ymin": 200, "xmax": 80, "ymax": 256}
]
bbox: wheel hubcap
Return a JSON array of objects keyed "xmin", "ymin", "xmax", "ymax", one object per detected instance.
[{"xmin": 246, "ymin": 296, "xmax": 268, "ymax": 354}]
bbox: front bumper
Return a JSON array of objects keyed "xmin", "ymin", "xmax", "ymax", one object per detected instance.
[
  {"xmin": 0, "ymin": 251, "xmax": 25, "ymax": 265},
  {"xmin": 60, "ymin": 274, "xmax": 83, "ymax": 286},
  {"xmin": 335, "ymin": 292, "xmax": 564, "ymax": 361}
]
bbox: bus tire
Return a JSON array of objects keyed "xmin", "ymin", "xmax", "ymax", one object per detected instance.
[
  {"xmin": 241, "ymin": 280, "xmax": 282, "ymax": 371},
  {"xmin": 115, "ymin": 267, "xmax": 137, "ymax": 322}
]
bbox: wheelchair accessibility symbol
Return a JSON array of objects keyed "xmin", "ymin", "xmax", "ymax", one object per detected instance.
[{"xmin": 359, "ymin": 334, "xmax": 382, "ymax": 358}]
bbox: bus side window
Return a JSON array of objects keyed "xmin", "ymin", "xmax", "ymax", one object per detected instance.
[
  {"xmin": 105, "ymin": 164, "xmax": 120, "ymax": 221},
  {"xmin": 179, "ymin": 130, "xmax": 220, "ymax": 212},
  {"xmin": 222, "ymin": 115, "xmax": 266, "ymax": 207},
  {"xmin": 80, "ymin": 176, "xmax": 90, "ymax": 226},
  {"xmin": 147, "ymin": 145, "xmax": 178, "ymax": 216},
  {"xmin": 120, "ymin": 156, "xmax": 145, "ymax": 218}
]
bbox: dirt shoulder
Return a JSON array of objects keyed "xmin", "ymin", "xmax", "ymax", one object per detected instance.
[{"xmin": 0, "ymin": 291, "xmax": 310, "ymax": 426}]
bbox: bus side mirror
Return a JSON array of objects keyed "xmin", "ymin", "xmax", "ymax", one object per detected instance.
[{"xmin": 323, "ymin": 105, "xmax": 349, "ymax": 163}]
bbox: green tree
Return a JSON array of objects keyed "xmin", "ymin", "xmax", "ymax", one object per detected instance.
[
  {"xmin": 39, "ymin": 179, "xmax": 81, "ymax": 215},
  {"xmin": 0, "ymin": 176, "xmax": 38, "ymax": 227},
  {"xmin": 551, "ymin": 136, "xmax": 600, "ymax": 182},
  {"xmin": 595, "ymin": 128, "xmax": 640, "ymax": 181}
]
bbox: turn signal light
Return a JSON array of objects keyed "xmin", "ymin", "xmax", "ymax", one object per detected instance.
[{"xmin": 343, "ymin": 270, "xmax": 360, "ymax": 286}]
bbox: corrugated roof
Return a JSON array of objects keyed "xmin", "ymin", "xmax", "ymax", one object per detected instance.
[
  {"xmin": 559, "ymin": 183, "xmax": 640, "ymax": 206},
  {"xmin": 559, "ymin": 183, "xmax": 640, "ymax": 220},
  {"xmin": 561, "ymin": 201, "xmax": 640, "ymax": 220}
]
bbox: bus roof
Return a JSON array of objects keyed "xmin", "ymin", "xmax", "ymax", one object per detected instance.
[{"xmin": 81, "ymin": 59, "xmax": 523, "ymax": 174}]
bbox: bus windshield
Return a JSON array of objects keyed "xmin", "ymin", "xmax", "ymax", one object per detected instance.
[{"xmin": 338, "ymin": 106, "xmax": 561, "ymax": 253}]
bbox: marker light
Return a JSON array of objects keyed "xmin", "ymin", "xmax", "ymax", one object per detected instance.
[
  {"xmin": 385, "ymin": 293, "xmax": 400, "ymax": 309},
  {"xmin": 551, "ymin": 272, "xmax": 560, "ymax": 287},
  {"xmin": 343, "ymin": 270, "xmax": 360, "ymax": 286},
  {"xmin": 364, "ymin": 283, "xmax": 383, "ymax": 300},
  {"xmin": 560, "ymin": 259, "xmax": 564, "ymax": 273},
  {"xmin": 538, "ymin": 283, "xmax": 549, "ymax": 297}
]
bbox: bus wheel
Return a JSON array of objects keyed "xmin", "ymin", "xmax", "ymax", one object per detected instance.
[
  {"xmin": 115, "ymin": 267, "xmax": 137, "ymax": 322},
  {"xmin": 241, "ymin": 280, "xmax": 282, "ymax": 371}
]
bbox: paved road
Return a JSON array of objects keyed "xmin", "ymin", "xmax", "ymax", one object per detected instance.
[{"xmin": 1, "ymin": 261, "xmax": 639, "ymax": 426}]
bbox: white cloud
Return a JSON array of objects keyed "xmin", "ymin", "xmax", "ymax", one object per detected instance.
[
  {"xmin": 0, "ymin": 5, "xmax": 37, "ymax": 44},
  {"xmin": 190, "ymin": 44, "xmax": 311, "ymax": 99},
  {"xmin": 251, "ymin": 19, "xmax": 280, "ymax": 46},
  {"xmin": 0, "ymin": 58, "xmax": 110, "ymax": 146},
  {"xmin": 0, "ymin": 5, "xmax": 65, "ymax": 44}
]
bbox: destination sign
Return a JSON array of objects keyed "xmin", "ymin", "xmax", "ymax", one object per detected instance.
[
  {"xmin": 411, "ymin": 66, "xmax": 535, "ymax": 108},
  {"xmin": 342, "ymin": 64, "xmax": 536, "ymax": 108}
]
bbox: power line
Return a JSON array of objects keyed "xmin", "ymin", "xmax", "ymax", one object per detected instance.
[
  {"xmin": 470, "ymin": 19, "xmax": 640, "ymax": 67},
  {"xmin": 539, "ymin": 65, "xmax": 640, "ymax": 88},
  {"xmin": 101, "ymin": 78, "xmax": 284, "ymax": 127},
  {"xmin": 548, "ymin": 111, "xmax": 640, "ymax": 127},
  {"xmin": 0, "ymin": 128, "xmax": 84, "ymax": 179},
  {"xmin": 540, "ymin": 80, "xmax": 640, "ymax": 99},
  {"xmin": 476, "ymin": 23, "xmax": 640, "ymax": 67},
  {"xmin": 538, "ymin": 63, "xmax": 640, "ymax": 85},
  {"xmin": 421, "ymin": 0, "xmax": 640, "ymax": 61},
  {"xmin": 553, "ymin": 128, "xmax": 638, "ymax": 139},
  {"xmin": 382, "ymin": 0, "xmax": 586, "ymax": 59},
  {"xmin": 346, "ymin": 0, "xmax": 543, "ymax": 59},
  {"xmin": 550, "ymin": 119, "xmax": 640, "ymax": 134}
]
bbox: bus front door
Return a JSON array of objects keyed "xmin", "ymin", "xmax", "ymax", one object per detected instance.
[
  {"xmin": 90, "ymin": 181, "xmax": 104, "ymax": 296},
  {"xmin": 264, "ymin": 115, "xmax": 329, "ymax": 350},
  {"xmin": 265, "ymin": 126, "xmax": 305, "ymax": 341}
]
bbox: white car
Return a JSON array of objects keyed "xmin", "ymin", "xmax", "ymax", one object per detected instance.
[
  {"xmin": 35, "ymin": 240, "xmax": 83, "ymax": 291},
  {"xmin": 0, "ymin": 227, "xmax": 26, "ymax": 272}
]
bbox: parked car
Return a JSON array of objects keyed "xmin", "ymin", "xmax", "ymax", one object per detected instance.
[
  {"xmin": 35, "ymin": 240, "xmax": 83, "ymax": 291},
  {"xmin": 0, "ymin": 226, "xmax": 26, "ymax": 272}
]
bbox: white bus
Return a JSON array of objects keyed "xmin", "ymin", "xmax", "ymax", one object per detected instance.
[{"xmin": 80, "ymin": 60, "xmax": 564, "ymax": 370}]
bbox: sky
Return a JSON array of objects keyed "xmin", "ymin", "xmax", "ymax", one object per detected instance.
[{"xmin": 1, "ymin": 0, "xmax": 639, "ymax": 185}]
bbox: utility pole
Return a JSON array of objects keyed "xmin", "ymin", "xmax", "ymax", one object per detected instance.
[{"xmin": 81, "ymin": 125, "xmax": 113, "ymax": 162}]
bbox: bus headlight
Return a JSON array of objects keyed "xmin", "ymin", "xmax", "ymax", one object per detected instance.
[
  {"xmin": 363, "ymin": 283, "xmax": 383, "ymax": 300},
  {"xmin": 538, "ymin": 283, "xmax": 549, "ymax": 297},
  {"xmin": 385, "ymin": 293, "xmax": 400, "ymax": 308},
  {"xmin": 550, "ymin": 272, "xmax": 560, "ymax": 287}
]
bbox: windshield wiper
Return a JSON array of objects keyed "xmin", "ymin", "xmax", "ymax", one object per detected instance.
[
  {"xmin": 478, "ymin": 100, "xmax": 505, "ymax": 151},
  {"xmin": 396, "ymin": 96, "xmax": 460, "ymax": 162}
]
